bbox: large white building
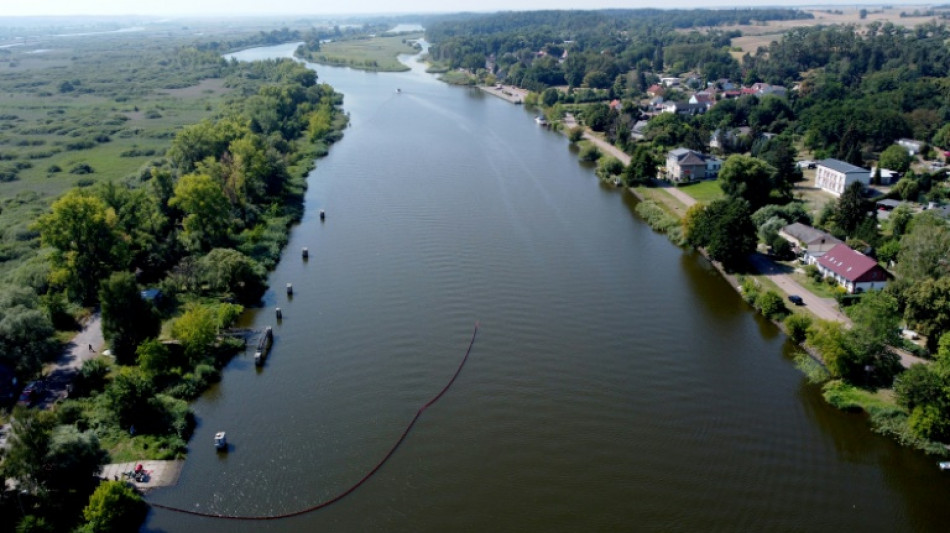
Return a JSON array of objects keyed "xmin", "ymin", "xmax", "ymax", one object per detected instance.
[{"xmin": 815, "ymin": 159, "xmax": 871, "ymax": 196}]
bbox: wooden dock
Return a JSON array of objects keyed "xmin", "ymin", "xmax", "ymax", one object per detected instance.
[{"xmin": 100, "ymin": 460, "xmax": 184, "ymax": 492}]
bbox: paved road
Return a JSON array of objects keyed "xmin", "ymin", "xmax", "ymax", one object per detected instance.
[
  {"xmin": 0, "ymin": 314, "xmax": 104, "ymax": 449},
  {"xmin": 747, "ymin": 253, "xmax": 852, "ymax": 324}
]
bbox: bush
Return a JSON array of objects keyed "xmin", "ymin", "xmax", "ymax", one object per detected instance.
[
  {"xmin": 70, "ymin": 163, "xmax": 94, "ymax": 174},
  {"xmin": 568, "ymin": 126, "xmax": 584, "ymax": 143},
  {"xmin": 740, "ymin": 277, "xmax": 759, "ymax": 305},
  {"xmin": 579, "ymin": 144, "xmax": 602, "ymax": 162},
  {"xmin": 756, "ymin": 290, "xmax": 789, "ymax": 320},
  {"xmin": 784, "ymin": 313, "xmax": 812, "ymax": 343},
  {"xmin": 81, "ymin": 481, "xmax": 147, "ymax": 533},
  {"xmin": 794, "ymin": 352, "xmax": 830, "ymax": 384}
]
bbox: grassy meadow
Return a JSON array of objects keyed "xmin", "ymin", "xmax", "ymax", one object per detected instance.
[
  {"xmin": 299, "ymin": 32, "xmax": 423, "ymax": 71},
  {"xmin": 0, "ymin": 30, "xmax": 243, "ymax": 278}
]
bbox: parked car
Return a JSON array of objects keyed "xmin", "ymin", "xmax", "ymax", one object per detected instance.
[
  {"xmin": 16, "ymin": 380, "xmax": 44, "ymax": 407},
  {"xmin": 788, "ymin": 295, "xmax": 804, "ymax": 306}
]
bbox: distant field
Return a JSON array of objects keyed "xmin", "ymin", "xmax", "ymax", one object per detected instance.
[
  {"xmin": 301, "ymin": 32, "xmax": 422, "ymax": 72},
  {"xmin": 716, "ymin": 6, "xmax": 942, "ymax": 56}
]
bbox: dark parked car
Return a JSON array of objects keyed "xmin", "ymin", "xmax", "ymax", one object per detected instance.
[
  {"xmin": 788, "ymin": 295, "xmax": 804, "ymax": 306},
  {"xmin": 16, "ymin": 380, "xmax": 44, "ymax": 407}
]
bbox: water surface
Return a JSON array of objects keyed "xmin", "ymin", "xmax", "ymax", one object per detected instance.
[{"xmin": 145, "ymin": 43, "xmax": 950, "ymax": 532}]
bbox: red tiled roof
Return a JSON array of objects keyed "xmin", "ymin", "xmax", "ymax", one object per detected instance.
[{"xmin": 817, "ymin": 243, "xmax": 888, "ymax": 283}]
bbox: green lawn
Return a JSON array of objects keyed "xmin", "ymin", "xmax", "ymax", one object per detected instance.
[{"xmin": 679, "ymin": 180, "xmax": 725, "ymax": 203}]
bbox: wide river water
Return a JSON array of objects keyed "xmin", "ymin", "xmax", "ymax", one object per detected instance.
[{"xmin": 144, "ymin": 43, "xmax": 950, "ymax": 532}]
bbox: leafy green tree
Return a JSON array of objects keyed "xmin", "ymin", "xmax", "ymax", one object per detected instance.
[
  {"xmin": 72, "ymin": 358, "xmax": 110, "ymax": 398},
  {"xmin": 904, "ymin": 276, "xmax": 950, "ymax": 352},
  {"xmin": 136, "ymin": 338, "xmax": 176, "ymax": 377},
  {"xmin": 105, "ymin": 367, "xmax": 156, "ymax": 431},
  {"xmin": 99, "ymin": 272, "xmax": 160, "ymax": 364},
  {"xmin": 896, "ymin": 212, "xmax": 950, "ymax": 282},
  {"xmin": 169, "ymin": 304, "xmax": 220, "ymax": 363},
  {"xmin": 623, "ymin": 145, "xmax": 658, "ymax": 186},
  {"xmin": 38, "ymin": 425, "xmax": 107, "ymax": 493},
  {"xmin": 0, "ymin": 306, "xmax": 59, "ymax": 379},
  {"xmin": 887, "ymin": 204, "xmax": 913, "ymax": 238},
  {"xmin": 80, "ymin": 481, "xmax": 147, "ymax": 533},
  {"xmin": 541, "ymin": 88, "xmax": 559, "ymax": 107},
  {"xmin": 196, "ymin": 248, "xmax": 267, "ymax": 305},
  {"xmin": 169, "ymin": 172, "xmax": 232, "ymax": 253},
  {"xmin": 894, "ymin": 363, "xmax": 945, "ymax": 410},
  {"xmin": 685, "ymin": 198, "xmax": 757, "ymax": 270},
  {"xmin": 1, "ymin": 408, "xmax": 56, "ymax": 494},
  {"xmin": 848, "ymin": 290, "xmax": 900, "ymax": 355},
  {"xmin": 36, "ymin": 190, "xmax": 128, "ymax": 304},
  {"xmin": 878, "ymin": 144, "xmax": 914, "ymax": 173},
  {"xmin": 834, "ymin": 181, "xmax": 869, "ymax": 236},
  {"xmin": 933, "ymin": 123, "xmax": 950, "ymax": 150},
  {"xmin": 717, "ymin": 155, "xmax": 776, "ymax": 211}
]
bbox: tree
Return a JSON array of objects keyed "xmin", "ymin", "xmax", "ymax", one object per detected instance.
[
  {"xmin": 904, "ymin": 276, "xmax": 950, "ymax": 352},
  {"xmin": 623, "ymin": 145, "xmax": 658, "ymax": 186},
  {"xmin": 36, "ymin": 190, "xmax": 128, "ymax": 304},
  {"xmin": 685, "ymin": 198, "xmax": 757, "ymax": 270},
  {"xmin": 169, "ymin": 172, "xmax": 232, "ymax": 253},
  {"xmin": 894, "ymin": 363, "xmax": 945, "ymax": 410},
  {"xmin": 0, "ymin": 306, "xmax": 59, "ymax": 378},
  {"xmin": 717, "ymin": 155, "xmax": 776, "ymax": 211},
  {"xmin": 80, "ymin": 481, "xmax": 147, "ymax": 533},
  {"xmin": 1, "ymin": 408, "xmax": 56, "ymax": 495},
  {"xmin": 784, "ymin": 314, "xmax": 812, "ymax": 343},
  {"xmin": 105, "ymin": 367, "xmax": 157, "ymax": 431},
  {"xmin": 834, "ymin": 181, "xmax": 868, "ymax": 236},
  {"xmin": 99, "ymin": 272, "xmax": 160, "ymax": 365},
  {"xmin": 38, "ymin": 425, "xmax": 107, "ymax": 493},
  {"xmin": 169, "ymin": 304, "xmax": 220, "ymax": 363},
  {"xmin": 541, "ymin": 88, "xmax": 559, "ymax": 107},
  {"xmin": 756, "ymin": 290, "xmax": 788, "ymax": 319},
  {"xmin": 896, "ymin": 212, "xmax": 950, "ymax": 282},
  {"xmin": 878, "ymin": 144, "xmax": 913, "ymax": 173},
  {"xmin": 196, "ymin": 248, "xmax": 267, "ymax": 305}
]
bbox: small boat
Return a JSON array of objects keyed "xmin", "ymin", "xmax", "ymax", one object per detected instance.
[
  {"xmin": 254, "ymin": 326, "xmax": 274, "ymax": 366},
  {"xmin": 940, "ymin": 461, "xmax": 950, "ymax": 471},
  {"xmin": 535, "ymin": 116, "xmax": 548, "ymax": 126},
  {"xmin": 396, "ymin": 88, "xmax": 402, "ymax": 94},
  {"xmin": 214, "ymin": 431, "xmax": 227, "ymax": 451}
]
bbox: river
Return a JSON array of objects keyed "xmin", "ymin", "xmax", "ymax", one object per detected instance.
[{"xmin": 144, "ymin": 43, "xmax": 950, "ymax": 532}]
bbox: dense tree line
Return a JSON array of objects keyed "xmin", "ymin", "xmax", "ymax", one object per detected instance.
[
  {"xmin": 1, "ymin": 55, "xmax": 344, "ymax": 533},
  {"xmin": 427, "ymin": 9, "xmax": 811, "ymax": 92}
]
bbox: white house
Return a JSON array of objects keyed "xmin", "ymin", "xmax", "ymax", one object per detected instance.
[
  {"xmin": 897, "ymin": 138, "xmax": 924, "ymax": 155},
  {"xmin": 815, "ymin": 159, "xmax": 871, "ymax": 196},
  {"xmin": 779, "ymin": 223, "xmax": 842, "ymax": 264},
  {"xmin": 665, "ymin": 148, "xmax": 720, "ymax": 183},
  {"xmin": 816, "ymin": 243, "xmax": 889, "ymax": 293}
]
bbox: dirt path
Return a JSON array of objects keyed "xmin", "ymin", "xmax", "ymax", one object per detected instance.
[
  {"xmin": 563, "ymin": 113, "xmax": 632, "ymax": 165},
  {"xmin": 1, "ymin": 314, "xmax": 105, "ymax": 450}
]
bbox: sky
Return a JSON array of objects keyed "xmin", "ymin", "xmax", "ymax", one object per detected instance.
[{"xmin": 0, "ymin": 1, "xmax": 933, "ymax": 18}]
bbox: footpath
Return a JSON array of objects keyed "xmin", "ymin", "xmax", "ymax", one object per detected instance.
[{"xmin": 0, "ymin": 314, "xmax": 104, "ymax": 450}]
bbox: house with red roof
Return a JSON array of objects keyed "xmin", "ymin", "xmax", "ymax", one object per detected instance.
[{"xmin": 816, "ymin": 243, "xmax": 889, "ymax": 293}]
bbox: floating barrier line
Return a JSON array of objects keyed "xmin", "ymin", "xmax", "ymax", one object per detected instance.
[{"xmin": 148, "ymin": 322, "xmax": 479, "ymax": 521}]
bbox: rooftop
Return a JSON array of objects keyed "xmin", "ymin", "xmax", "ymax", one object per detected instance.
[{"xmin": 817, "ymin": 158, "xmax": 869, "ymax": 175}]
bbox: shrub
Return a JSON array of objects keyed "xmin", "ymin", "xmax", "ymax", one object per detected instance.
[
  {"xmin": 756, "ymin": 290, "xmax": 789, "ymax": 320},
  {"xmin": 784, "ymin": 313, "xmax": 812, "ymax": 343},
  {"xmin": 81, "ymin": 481, "xmax": 147, "ymax": 533},
  {"xmin": 579, "ymin": 144, "xmax": 602, "ymax": 162},
  {"xmin": 794, "ymin": 352, "xmax": 830, "ymax": 384},
  {"xmin": 70, "ymin": 163, "xmax": 94, "ymax": 174},
  {"xmin": 568, "ymin": 126, "xmax": 584, "ymax": 143}
]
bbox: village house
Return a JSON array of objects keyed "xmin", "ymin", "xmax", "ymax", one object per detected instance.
[
  {"xmin": 630, "ymin": 120, "xmax": 649, "ymax": 141},
  {"xmin": 815, "ymin": 159, "xmax": 871, "ymax": 196},
  {"xmin": 868, "ymin": 165, "xmax": 900, "ymax": 185},
  {"xmin": 779, "ymin": 223, "xmax": 842, "ymax": 264},
  {"xmin": 647, "ymin": 84, "xmax": 666, "ymax": 98},
  {"xmin": 816, "ymin": 243, "xmax": 889, "ymax": 293},
  {"xmin": 660, "ymin": 101, "xmax": 707, "ymax": 116},
  {"xmin": 660, "ymin": 77, "xmax": 682, "ymax": 87},
  {"xmin": 751, "ymin": 83, "xmax": 788, "ymax": 97},
  {"xmin": 688, "ymin": 91, "xmax": 715, "ymax": 108},
  {"xmin": 897, "ymin": 138, "xmax": 925, "ymax": 155},
  {"xmin": 664, "ymin": 148, "xmax": 721, "ymax": 183}
]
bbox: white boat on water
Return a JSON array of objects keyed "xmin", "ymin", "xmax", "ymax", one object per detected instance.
[
  {"xmin": 535, "ymin": 116, "xmax": 548, "ymax": 126},
  {"xmin": 214, "ymin": 431, "xmax": 227, "ymax": 451},
  {"xmin": 940, "ymin": 461, "xmax": 950, "ymax": 470}
]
